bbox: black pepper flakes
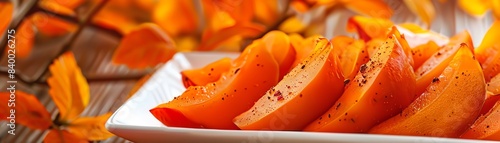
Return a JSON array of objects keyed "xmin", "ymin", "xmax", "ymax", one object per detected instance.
[
  {"xmin": 344, "ymin": 79, "xmax": 351, "ymax": 85},
  {"xmin": 360, "ymin": 64, "xmax": 368, "ymax": 73},
  {"xmin": 336, "ymin": 103, "xmax": 341, "ymax": 110},
  {"xmin": 301, "ymin": 65, "xmax": 306, "ymax": 69},
  {"xmin": 234, "ymin": 68, "xmax": 240, "ymax": 74},
  {"xmin": 432, "ymin": 77, "xmax": 440, "ymax": 83}
]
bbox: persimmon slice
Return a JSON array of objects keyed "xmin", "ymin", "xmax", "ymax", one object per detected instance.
[
  {"xmin": 461, "ymin": 98, "xmax": 500, "ymax": 140},
  {"xmin": 369, "ymin": 46, "xmax": 486, "ymax": 137},
  {"xmin": 233, "ymin": 38, "xmax": 344, "ymax": 130},
  {"xmin": 151, "ymin": 42, "xmax": 280, "ymax": 129},
  {"xmin": 415, "ymin": 31, "xmax": 473, "ymax": 95},
  {"xmin": 181, "ymin": 57, "xmax": 232, "ymax": 88},
  {"xmin": 304, "ymin": 30, "xmax": 416, "ymax": 133}
]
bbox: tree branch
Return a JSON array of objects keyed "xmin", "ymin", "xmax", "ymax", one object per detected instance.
[{"xmin": 33, "ymin": 0, "xmax": 111, "ymax": 83}]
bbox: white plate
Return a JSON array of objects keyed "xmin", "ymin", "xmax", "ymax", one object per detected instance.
[{"xmin": 106, "ymin": 52, "xmax": 499, "ymax": 143}]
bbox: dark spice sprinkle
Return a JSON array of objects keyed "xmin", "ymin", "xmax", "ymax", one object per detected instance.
[
  {"xmin": 208, "ymin": 73, "xmax": 212, "ymax": 76},
  {"xmin": 234, "ymin": 68, "xmax": 240, "ymax": 74},
  {"xmin": 437, "ymin": 52, "xmax": 442, "ymax": 56},
  {"xmin": 328, "ymin": 114, "xmax": 331, "ymax": 118},
  {"xmin": 336, "ymin": 103, "xmax": 341, "ymax": 110},
  {"xmin": 274, "ymin": 91, "xmax": 282, "ymax": 96},
  {"xmin": 344, "ymin": 79, "xmax": 351, "ymax": 85},
  {"xmin": 222, "ymin": 97, "xmax": 225, "ymax": 100},
  {"xmin": 351, "ymin": 118, "xmax": 355, "ymax": 123},
  {"xmin": 432, "ymin": 77, "xmax": 440, "ymax": 83},
  {"xmin": 455, "ymin": 76, "xmax": 459, "ymax": 79},
  {"xmin": 211, "ymin": 68, "xmax": 214, "ymax": 71},
  {"xmin": 301, "ymin": 65, "xmax": 306, "ymax": 69},
  {"xmin": 300, "ymin": 94, "xmax": 303, "ymax": 97},
  {"xmin": 360, "ymin": 64, "xmax": 368, "ymax": 73}
]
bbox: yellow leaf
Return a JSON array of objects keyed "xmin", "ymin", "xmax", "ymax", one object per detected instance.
[
  {"xmin": 112, "ymin": 23, "xmax": 177, "ymax": 69},
  {"xmin": 403, "ymin": 0, "xmax": 435, "ymax": 27},
  {"xmin": 47, "ymin": 52, "xmax": 90, "ymax": 122},
  {"xmin": 153, "ymin": 0, "xmax": 198, "ymax": 36},
  {"xmin": 458, "ymin": 0, "xmax": 491, "ymax": 17},
  {"xmin": 44, "ymin": 129, "xmax": 88, "ymax": 143},
  {"xmin": 343, "ymin": 0, "xmax": 393, "ymax": 19},
  {"xmin": 0, "ymin": 2, "xmax": 13, "ymax": 35},
  {"xmin": 279, "ymin": 16, "xmax": 307, "ymax": 33},
  {"xmin": 0, "ymin": 91, "xmax": 52, "ymax": 130},
  {"xmin": 67, "ymin": 113, "xmax": 114, "ymax": 140},
  {"xmin": 31, "ymin": 12, "xmax": 77, "ymax": 37}
]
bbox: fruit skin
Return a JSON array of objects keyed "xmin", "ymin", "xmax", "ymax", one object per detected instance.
[
  {"xmin": 411, "ymin": 41, "xmax": 440, "ymax": 70},
  {"xmin": 369, "ymin": 46, "xmax": 486, "ymax": 138},
  {"xmin": 304, "ymin": 30, "xmax": 417, "ymax": 133},
  {"xmin": 262, "ymin": 31, "xmax": 297, "ymax": 80},
  {"xmin": 415, "ymin": 31, "xmax": 473, "ymax": 95},
  {"xmin": 233, "ymin": 38, "xmax": 344, "ymax": 130},
  {"xmin": 150, "ymin": 41, "xmax": 280, "ymax": 129},
  {"xmin": 181, "ymin": 57, "xmax": 232, "ymax": 88},
  {"xmin": 461, "ymin": 98, "xmax": 500, "ymax": 141}
]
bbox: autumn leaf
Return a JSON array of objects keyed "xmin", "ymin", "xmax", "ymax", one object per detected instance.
[
  {"xmin": 0, "ymin": 91, "xmax": 52, "ymax": 130},
  {"xmin": 92, "ymin": 8, "xmax": 138, "ymax": 35},
  {"xmin": 112, "ymin": 23, "xmax": 177, "ymax": 69},
  {"xmin": 199, "ymin": 23, "xmax": 264, "ymax": 51},
  {"xmin": 343, "ymin": 0, "xmax": 393, "ymax": 19},
  {"xmin": 279, "ymin": 16, "xmax": 307, "ymax": 33},
  {"xmin": 403, "ymin": 0, "xmax": 435, "ymax": 28},
  {"xmin": 38, "ymin": 0, "xmax": 78, "ymax": 16},
  {"xmin": 47, "ymin": 52, "xmax": 90, "ymax": 122},
  {"xmin": 8, "ymin": 19, "xmax": 35, "ymax": 59},
  {"xmin": 475, "ymin": 21, "xmax": 500, "ymax": 63},
  {"xmin": 254, "ymin": 0, "xmax": 279, "ymax": 25},
  {"xmin": 31, "ymin": 12, "xmax": 77, "ymax": 37},
  {"xmin": 44, "ymin": 129, "xmax": 88, "ymax": 143},
  {"xmin": 153, "ymin": 0, "xmax": 198, "ymax": 36},
  {"xmin": 0, "ymin": 2, "xmax": 13, "ymax": 35},
  {"xmin": 67, "ymin": 113, "xmax": 114, "ymax": 140}
]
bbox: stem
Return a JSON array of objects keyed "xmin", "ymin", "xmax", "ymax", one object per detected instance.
[
  {"xmin": 33, "ymin": 0, "xmax": 111, "ymax": 83},
  {"xmin": 0, "ymin": 0, "xmax": 39, "ymax": 59}
]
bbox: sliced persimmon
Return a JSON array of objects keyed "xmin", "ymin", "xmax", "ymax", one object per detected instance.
[
  {"xmin": 411, "ymin": 41, "xmax": 440, "ymax": 70},
  {"xmin": 233, "ymin": 38, "xmax": 344, "ymax": 130},
  {"xmin": 181, "ymin": 57, "xmax": 232, "ymax": 88},
  {"xmin": 481, "ymin": 44, "xmax": 500, "ymax": 82},
  {"xmin": 369, "ymin": 46, "xmax": 486, "ymax": 137},
  {"xmin": 415, "ymin": 31, "xmax": 473, "ymax": 95},
  {"xmin": 304, "ymin": 32, "xmax": 416, "ymax": 133},
  {"xmin": 290, "ymin": 34, "xmax": 320, "ymax": 68},
  {"xmin": 262, "ymin": 31, "xmax": 296, "ymax": 79},
  {"xmin": 461, "ymin": 98, "xmax": 500, "ymax": 140},
  {"xmin": 488, "ymin": 74, "xmax": 500, "ymax": 96},
  {"xmin": 332, "ymin": 36, "xmax": 369, "ymax": 80},
  {"xmin": 365, "ymin": 38, "xmax": 385, "ymax": 58},
  {"xmin": 347, "ymin": 16, "xmax": 393, "ymax": 42},
  {"xmin": 150, "ymin": 42, "xmax": 280, "ymax": 129}
]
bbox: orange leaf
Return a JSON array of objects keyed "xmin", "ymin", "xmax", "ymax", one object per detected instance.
[
  {"xmin": 47, "ymin": 52, "xmax": 90, "ymax": 122},
  {"xmin": 254, "ymin": 0, "xmax": 279, "ymax": 25},
  {"xmin": 92, "ymin": 8, "xmax": 138, "ymax": 35},
  {"xmin": 38, "ymin": 0, "xmax": 77, "ymax": 16},
  {"xmin": 343, "ymin": 0, "xmax": 393, "ymax": 19},
  {"xmin": 403, "ymin": 0, "xmax": 435, "ymax": 27},
  {"xmin": 0, "ymin": 2, "xmax": 13, "ymax": 35},
  {"xmin": 212, "ymin": 0, "xmax": 244, "ymax": 12},
  {"xmin": 67, "ymin": 113, "xmax": 114, "ymax": 140},
  {"xmin": 7, "ymin": 19, "xmax": 35, "ymax": 59},
  {"xmin": 153, "ymin": 0, "xmax": 198, "ymax": 36},
  {"xmin": 112, "ymin": 23, "xmax": 177, "ymax": 69},
  {"xmin": 199, "ymin": 23, "xmax": 265, "ymax": 51},
  {"xmin": 44, "ymin": 129, "xmax": 88, "ymax": 143},
  {"xmin": 0, "ymin": 91, "xmax": 52, "ymax": 130},
  {"xmin": 31, "ymin": 12, "xmax": 77, "ymax": 37}
]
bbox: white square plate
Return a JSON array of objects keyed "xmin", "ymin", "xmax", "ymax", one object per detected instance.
[{"xmin": 106, "ymin": 52, "xmax": 498, "ymax": 143}]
